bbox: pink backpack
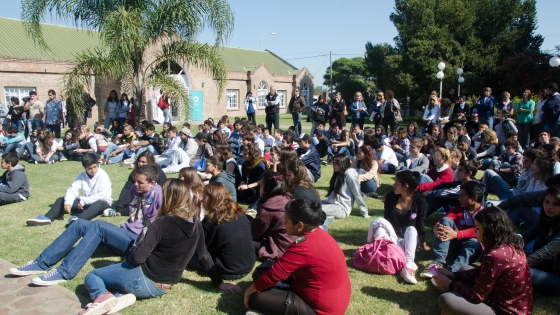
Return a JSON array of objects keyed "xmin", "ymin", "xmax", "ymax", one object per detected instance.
[{"xmin": 353, "ymin": 238, "xmax": 406, "ymax": 275}]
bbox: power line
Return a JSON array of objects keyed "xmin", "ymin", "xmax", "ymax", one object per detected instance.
[
  {"xmin": 285, "ymin": 53, "xmax": 363, "ymax": 61},
  {"xmin": 313, "ymin": 55, "xmax": 329, "ymax": 76}
]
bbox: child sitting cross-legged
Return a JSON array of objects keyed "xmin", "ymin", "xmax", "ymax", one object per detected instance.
[
  {"xmin": 0, "ymin": 152, "xmax": 29, "ymax": 205},
  {"xmin": 421, "ymin": 181, "xmax": 484, "ymax": 277}
]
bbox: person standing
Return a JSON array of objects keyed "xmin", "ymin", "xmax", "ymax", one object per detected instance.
[
  {"xmin": 158, "ymin": 91, "xmax": 171, "ymax": 124},
  {"xmin": 244, "ymin": 91, "xmax": 257, "ymax": 124},
  {"xmin": 264, "ymin": 86, "xmax": 280, "ymax": 132},
  {"xmin": 288, "ymin": 87, "xmax": 306, "ymax": 137},
  {"xmin": 23, "ymin": 91, "xmax": 44, "ymax": 139},
  {"xmin": 8, "ymin": 97, "xmax": 24, "ymax": 133},
  {"xmin": 542, "ymin": 82, "xmax": 560, "ymax": 137},
  {"xmin": 102, "ymin": 90, "xmax": 119, "ymax": 129},
  {"xmin": 381, "ymin": 90, "xmax": 400, "ymax": 135},
  {"xmin": 44, "ymin": 89, "xmax": 63, "ymax": 138},
  {"xmin": 369, "ymin": 91, "xmax": 385, "ymax": 127},
  {"xmin": 350, "ymin": 92, "xmax": 368, "ymax": 130},
  {"xmin": 330, "ymin": 91, "xmax": 347, "ymax": 128},
  {"xmin": 117, "ymin": 93, "xmax": 131, "ymax": 127},
  {"xmin": 516, "ymin": 89, "xmax": 535, "ymax": 150},
  {"xmin": 474, "ymin": 87, "xmax": 496, "ymax": 131}
]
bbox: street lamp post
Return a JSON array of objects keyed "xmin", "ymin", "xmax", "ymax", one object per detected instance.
[
  {"xmin": 457, "ymin": 68, "xmax": 464, "ymax": 96},
  {"xmin": 436, "ymin": 62, "xmax": 445, "ymax": 99},
  {"xmin": 260, "ymin": 32, "xmax": 276, "ymax": 50}
]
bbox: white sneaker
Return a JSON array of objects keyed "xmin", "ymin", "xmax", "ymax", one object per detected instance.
[
  {"xmin": 107, "ymin": 293, "xmax": 136, "ymax": 314},
  {"xmin": 420, "ymin": 261, "xmax": 442, "ymax": 279},
  {"xmin": 59, "ymin": 156, "xmax": 68, "ymax": 162},
  {"xmin": 400, "ymin": 267, "xmax": 418, "ymax": 284}
]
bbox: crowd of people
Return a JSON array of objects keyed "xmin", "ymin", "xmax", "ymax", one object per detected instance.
[{"xmin": 1, "ymin": 82, "xmax": 560, "ymax": 315}]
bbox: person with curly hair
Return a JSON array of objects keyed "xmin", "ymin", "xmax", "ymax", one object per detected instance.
[
  {"xmin": 237, "ymin": 143, "xmax": 266, "ymax": 204},
  {"xmin": 352, "ymin": 145, "xmax": 381, "ymax": 198},
  {"xmin": 433, "ymin": 207, "xmax": 532, "ymax": 315}
]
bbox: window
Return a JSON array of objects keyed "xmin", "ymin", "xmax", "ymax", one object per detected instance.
[
  {"xmin": 277, "ymin": 90, "xmax": 287, "ymax": 108},
  {"xmin": 300, "ymin": 83, "xmax": 309, "ymax": 106},
  {"xmin": 226, "ymin": 89, "xmax": 239, "ymax": 109},
  {"xmin": 4, "ymin": 87, "xmax": 35, "ymax": 106},
  {"xmin": 258, "ymin": 81, "xmax": 268, "ymax": 108}
]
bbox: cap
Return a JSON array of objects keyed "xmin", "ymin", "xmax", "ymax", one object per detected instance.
[
  {"xmin": 295, "ymin": 133, "xmax": 311, "ymax": 142},
  {"xmin": 195, "ymin": 132, "xmax": 208, "ymax": 140},
  {"xmin": 180, "ymin": 127, "xmax": 191, "ymax": 136}
]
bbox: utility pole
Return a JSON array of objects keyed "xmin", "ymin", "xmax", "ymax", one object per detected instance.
[{"xmin": 329, "ymin": 51, "xmax": 332, "ymax": 95}]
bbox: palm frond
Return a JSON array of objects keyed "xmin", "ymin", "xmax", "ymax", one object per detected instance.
[{"xmin": 147, "ymin": 70, "xmax": 190, "ymax": 122}]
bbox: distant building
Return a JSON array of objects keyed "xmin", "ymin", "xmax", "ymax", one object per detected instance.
[{"xmin": 0, "ymin": 17, "xmax": 314, "ymax": 124}]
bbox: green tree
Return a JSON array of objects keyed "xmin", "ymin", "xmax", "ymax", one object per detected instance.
[
  {"xmin": 323, "ymin": 57, "xmax": 375, "ymax": 104},
  {"xmin": 22, "ymin": 0, "xmax": 234, "ymax": 124}
]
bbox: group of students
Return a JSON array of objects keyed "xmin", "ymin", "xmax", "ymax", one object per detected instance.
[{"xmin": 2, "ymin": 83, "xmax": 560, "ymax": 314}]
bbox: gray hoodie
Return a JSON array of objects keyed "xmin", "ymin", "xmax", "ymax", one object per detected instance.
[
  {"xmin": 209, "ymin": 171, "xmax": 237, "ymax": 202},
  {"xmin": 0, "ymin": 164, "xmax": 30, "ymax": 198},
  {"xmin": 326, "ymin": 168, "xmax": 368, "ymax": 217}
]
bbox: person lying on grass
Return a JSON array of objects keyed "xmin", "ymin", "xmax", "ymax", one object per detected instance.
[
  {"xmin": 10, "ymin": 165, "xmax": 162, "ymax": 286},
  {"xmin": 26, "ymin": 152, "xmax": 112, "ymax": 226},
  {"xmin": 77, "ymin": 179, "xmax": 241, "ymax": 315}
]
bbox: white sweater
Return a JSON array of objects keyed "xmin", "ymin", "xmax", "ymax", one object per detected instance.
[{"xmin": 64, "ymin": 167, "xmax": 112, "ymax": 206}]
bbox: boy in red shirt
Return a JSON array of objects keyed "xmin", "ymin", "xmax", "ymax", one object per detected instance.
[{"xmin": 421, "ymin": 181, "xmax": 484, "ymax": 277}]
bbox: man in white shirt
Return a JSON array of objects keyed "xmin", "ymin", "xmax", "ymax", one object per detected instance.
[
  {"xmin": 26, "ymin": 153, "xmax": 112, "ymax": 226},
  {"xmin": 157, "ymin": 126, "xmax": 180, "ymax": 167},
  {"xmin": 372, "ymin": 139, "xmax": 398, "ymax": 174}
]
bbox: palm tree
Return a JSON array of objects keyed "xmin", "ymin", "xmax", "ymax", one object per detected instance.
[{"xmin": 21, "ymin": 0, "xmax": 234, "ymax": 124}]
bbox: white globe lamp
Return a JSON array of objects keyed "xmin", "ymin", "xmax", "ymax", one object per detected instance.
[
  {"xmin": 436, "ymin": 71, "xmax": 444, "ymax": 79},
  {"xmin": 458, "ymin": 77, "xmax": 465, "ymax": 83},
  {"xmin": 457, "ymin": 68, "xmax": 463, "ymax": 75},
  {"xmin": 438, "ymin": 62, "xmax": 446, "ymax": 71},
  {"xmin": 550, "ymin": 56, "xmax": 560, "ymax": 68}
]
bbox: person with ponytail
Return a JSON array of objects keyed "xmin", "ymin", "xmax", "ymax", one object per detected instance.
[
  {"xmin": 433, "ymin": 207, "xmax": 532, "ymax": 315},
  {"xmin": 251, "ymin": 171, "xmax": 296, "ymax": 261}
]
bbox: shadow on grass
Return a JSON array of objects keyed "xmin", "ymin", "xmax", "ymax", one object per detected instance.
[
  {"xmin": 329, "ymin": 228, "xmax": 368, "ymax": 247},
  {"xmin": 361, "ymin": 286, "xmax": 441, "ymax": 314}
]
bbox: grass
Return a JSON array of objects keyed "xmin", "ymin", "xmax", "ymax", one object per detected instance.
[{"xmin": 1, "ymin": 120, "xmax": 558, "ymax": 314}]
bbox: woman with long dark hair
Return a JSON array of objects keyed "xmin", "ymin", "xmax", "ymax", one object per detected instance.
[
  {"xmin": 330, "ymin": 91, "xmax": 347, "ymax": 128},
  {"xmin": 237, "ymin": 143, "xmax": 266, "ymax": 204},
  {"xmin": 407, "ymin": 121, "xmax": 419, "ymax": 140},
  {"xmin": 381, "ymin": 90, "xmax": 400, "ymax": 135},
  {"xmin": 244, "ymin": 199, "xmax": 351, "ymax": 315},
  {"xmin": 433, "ymin": 207, "xmax": 532, "ymax": 315},
  {"xmin": 31, "ymin": 129, "xmax": 58, "ymax": 164},
  {"xmin": 201, "ymin": 182, "xmax": 255, "ymax": 279},
  {"xmin": 283, "ymin": 159, "xmax": 321, "ymax": 202},
  {"xmin": 103, "ymin": 90, "xmax": 119, "ymax": 129},
  {"xmin": 310, "ymin": 94, "xmax": 330, "ymax": 136},
  {"xmin": 322, "ymin": 154, "xmax": 368, "ymax": 218},
  {"xmin": 352, "ymin": 145, "xmax": 380, "ymax": 198},
  {"xmin": 116, "ymin": 93, "xmax": 130, "ymax": 127}
]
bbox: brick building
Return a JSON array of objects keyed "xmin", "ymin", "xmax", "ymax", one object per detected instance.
[{"xmin": 0, "ymin": 17, "xmax": 314, "ymax": 125}]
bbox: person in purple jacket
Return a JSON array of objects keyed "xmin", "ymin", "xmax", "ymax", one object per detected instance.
[{"xmin": 9, "ymin": 165, "xmax": 163, "ymax": 286}]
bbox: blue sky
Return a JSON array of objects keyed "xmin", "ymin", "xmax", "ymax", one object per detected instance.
[{"xmin": 2, "ymin": 0, "xmax": 558, "ymax": 86}]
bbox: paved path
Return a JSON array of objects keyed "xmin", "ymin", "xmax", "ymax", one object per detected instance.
[{"xmin": 0, "ymin": 258, "xmax": 86, "ymax": 315}]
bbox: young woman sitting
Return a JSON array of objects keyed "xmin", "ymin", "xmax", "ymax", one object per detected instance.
[
  {"xmin": 178, "ymin": 167, "xmax": 204, "ymax": 218},
  {"xmin": 417, "ymin": 148, "xmax": 454, "ymax": 191},
  {"xmin": 237, "ymin": 143, "xmax": 266, "ymax": 204},
  {"xmin": 476, "ymin": 130, "xmax": 498, "ymax": 169},
  {"xmin": 420, "ymin": 133, "xmax": 436, "ymax": 166},
  {"xmin": 391, "ymin": 127, "xmax": 410, "ymax": 163},
  {"xmin": 352, "ymin": 145, "xmax": 381, "ymax": 198},
  {"xmin": 523, "ymin": 185, "xmax": 560, "ymax": 296},
  {"xmin": 526, "ymin": 157, "xmax": 553, "ymax": 193},
  {"xmin": 433, "ymin": 207, "xmax": 533, "ymax": 315},
  {"xmin": 78, "ymin": 179, "xmax": 242, "ymax": 315},
  {"xmin": 200, "ymin": 182, "xmax": 256, "ymax": 279},
  {"xmin": 31, "ymin": 129, "xmax": 59, "ymax": 164},
  {"xmin": 368, "ymin": 170, "xmax": 428, "ymax": 284},
  {"xmin": 322, "ymin": 154, "xmax": 369, "ymax": 219},
  {"xmin": 283, "ymin": 159, "xmax": 321, "ymax": 202},
  {"xmin": 251, "ymin": 171, "xmax": 296, "ymax": 261},
  {"xmin": 244, "ymin": 199, "xmax": 351, "ymax": 315},
  {"xmin": 330, "ymin": 129, "xmax": 353, "ymax": 158},
  {"xmin": 56, "ymin": 129, "xmax": 79, "ymax": 162}
]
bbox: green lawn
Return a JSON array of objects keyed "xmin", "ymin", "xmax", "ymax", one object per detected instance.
[{"xmin": 1, "ymin": 124, "xmax": 558, "ymax": 314}]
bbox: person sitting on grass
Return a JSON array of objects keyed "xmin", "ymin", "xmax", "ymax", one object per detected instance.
[
  {"xmin": 77, "ymin": 179, "xmax": 241, "ymax": 315},
  {"xmin": 199, "ymin": 182, "xmax": 255, "ymax": 279},
  {"xmin": 0, "ymin": 152, "xmax": 29, "ymax": 205},
  {"xmin": 456, "ymin": 135, "xmax": 476, "ymax": 161},
  {"xmin": 475, "ymin": 130, "xmax": 498, "ymax": 169},
  {"xmin": 391, "ymin": 127, "xmax": 411, "ymax": 163},
  {"xmin": 322, "ymin": 154, "xmax": 369, "ymax": 219},
  {"xmin": 26, "ymin": 153, "xmax": 112, "ymax": 226},
  {"xmin": 522, "ymin": 185, "xmax": 560, "ymax": 296},
  {"xmin": 541, "ymin": 143, "xmax": 560, "ymax": 175},
  {"xmin": 295, "ymin": 133, "xmax": 321, "ymax": 183},
  {"xmin": 400, "ymin": 138, "xmax": 430, "ymax": 173},
  {"xmin": 352, "ymin": 145, "xmax": 381, "ymax": 199},
  {"xmin": 368, "ymin": 170, "xmax": 429, "ymax": 284},
  {"xmin": 449, "ymin": 149, "xmax": 463, "ymax": 180},
  {"xmin": 237, "ymin": 143, "xmax": 266, "ymax": 204},
  {"xmin": 244, "ymin": 199, "xmax": 351, "ymax": 315},
  {"xmin": 417, "ymin": 148, "xmax": 454, "ymax": 190},
  {"xmin": 56, "ymin": 129, "xmax": 79, "ymax": 162},
  {"xmin": 421, "ymin": 181, "xmax": 484, "ymax": 278},
  {"xmin": 425, "ymin": 160, "xmax": 478, "ymax": 217},
  {"xmin": 102, "ymin": 125, "xmax": 136, "ymax": 164},
  {"xmin": 0, "ymin": 126, "xmax": 26, "ymax": 158},
  {"xmin": 131, "ymin": 123, "xmax": 164, "ymax": 156},
  {"xmin": 204, "ymin": 156, "xmax": 237, "ymax": 202},
  {"xmin": 283, "ymin": 159, "xmax": 321, "ymax": 203},
  {"xmin": 10, "ymin": 165, "xmax": 162, "ymax": 287},
  {"xmin": 487, "ymin": 139, "xmax": 523, "ymax": 186},
  {"xmin": 104, "ymin": 151, "xmax": 166, "ymax": 217},
  {"xmin": 432, "ymin": 207, "xmax": 533, "ymax": 315},
  {"xmin": 372, "ymin": 139, "xmax": 399, "ymax": 174},
  {"xmin": 251, "ymin": 171, "xmax": 296, "ymax": 262},
  {"xmin": 189, "ymin": 132, "xmax": 214, "ymax": 168},
  {"xmin": 72, "ymin": 126, "xmax": 98, "ymax": 161},
  {"xmin": 31, "ymin": 129, "xmax": 59, "ymax": 164},
  {"xmin": 440, "ymin": 127, "xmax": 457, "ymax": 150}
]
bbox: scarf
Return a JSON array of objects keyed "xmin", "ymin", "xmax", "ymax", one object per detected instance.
[{"xmin": 245, "ymin": 158, "xmax": 264, "ymax": 171}]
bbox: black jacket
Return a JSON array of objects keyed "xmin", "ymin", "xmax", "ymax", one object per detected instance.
[
  {"xmin": 384, "ymin": 191, "xmax": 428, "ymax": 239},
  {"xmin": 139, "ymin": 133, "xmax": 164, "ymax": 154}
]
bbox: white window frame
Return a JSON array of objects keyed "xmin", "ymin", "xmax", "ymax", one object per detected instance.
[
  {"xmin": 300, "ymin": 83, "xmax": 309, "ymax": 107},
  {"xmin": 4, "ymin": 87, "xmax": 36, "ymax": 106},
  {"xmin": 277, "ymin": 90, "xmax": 287, "ymax": 108},
  {"xmin": 226, "ymin": 89, "xmax": 239, "ymax": 110},
  {"xmin": 258, "ymin": 81, "xmax": 268, "ymax": 108}
]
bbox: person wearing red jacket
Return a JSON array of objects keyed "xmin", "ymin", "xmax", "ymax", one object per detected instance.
[
  {"xmin": 244, "ymin": 199, "xmax": 351, "ymax": 315},
  {"xmin": 157, "ymin": 92, "xmax": 171, "ymax": 124},
  {"xmin": 418, "ymin": 147, "xmax": 454, "ymax": 192},
  {"xmin": 421, "ymin": 181, "xmax": 484, "ymax": 277},
  {"xmin": 432, "ymin": 207, "xmax": 533, "ymax": 315}
]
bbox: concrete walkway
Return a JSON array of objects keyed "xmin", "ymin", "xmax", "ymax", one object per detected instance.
[{"xmin": 0, "ymin": 258, "xmax": 85, "ymax": 315}]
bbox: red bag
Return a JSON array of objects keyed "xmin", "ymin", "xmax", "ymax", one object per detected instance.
[{"xmin": 353, "ymin": 238, "xmax": 405, "ymax": 275}]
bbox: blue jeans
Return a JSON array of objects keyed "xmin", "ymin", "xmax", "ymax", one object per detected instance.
[
  {"xmin": 530, "ymin": 267, "xmax": 560, "ymax": 296},
  {"xmin": 418, "ymin": 173, "xmax": 433, "ymax": 184},
  {"xmin": 292, "ymin": 113, "xmax": 302, "ymax": 137},
  {"xmin": 482, "ymin": 169, "xmax": 513, "ymax": 201},
  {"xmin": 333, "ymin": 146, "xmax": 352, "ymax": 158},
  {"xmin": 517, "ymin": 121, "xmax": 532, "ymax": 150},
  {"xmin": 103, "ymin": 143, "xmax": 120, "ymax": 158},
  {"xmin": 432, "ymin": 217, "xmax": 482, "ymax": 271},
  {"xmin": 479, "ymin": 157, "xmax": 492, "ymax": 169},
  {"xmin": 394, "ymin": 152, "xmax": 405, "ymax": 164},
  {"xmin": 10, "ymin": 120, "xmax": 23, "ymax": 133},
  {"xmin": 265, "ymin": 112, "xmax": 279, "ymax": 131},
  {"xmin": 358, "ymin": 169, "xmax": 378, "ymax": 193},
  {"xmin": 136, "ymin": 145, "xmax": 154, "ymax": 156},
  {"xmin": 4, "ymin": 143, "xmax": 24, "ymax": 158},
  {"xmin": 507, "ymin": 206, "xmax": 540, "ymax": 229},
  {"xmin": 109, "ymin": 150, "xmax": 134, "ymax": 164},
  {"xmin": 36, "ymin": 219, "xmax": 137, "ymax": 280},
  {"xmin": 162, "ymin": 108, "xmax": 172, "ymax": 124},
  {"xmin": 479, "ymin": 115, "xmax": 493, "ymax": 132},
  {"xmin": 85, "ymin": 261, "xmax": 165, "ymax": 300}
]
